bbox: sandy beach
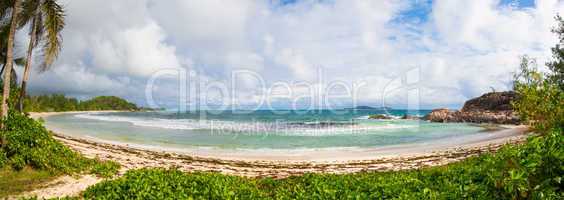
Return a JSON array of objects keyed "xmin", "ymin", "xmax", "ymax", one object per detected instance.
[
  {"xmin": 19, "ymin": 111, "xmax": 530, "ymax": 198},
  {"xmin": 29, "ymin": 110, "xmax": 125, "ymax": 120},
  {"xmin": 28, "ymin": 111, "xmax": 530, "ymax": 168}
]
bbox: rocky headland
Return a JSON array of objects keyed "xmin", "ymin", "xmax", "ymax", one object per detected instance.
[{"xmin": 424, "ymin": 91, "xmax": 520, "ymax": 124}]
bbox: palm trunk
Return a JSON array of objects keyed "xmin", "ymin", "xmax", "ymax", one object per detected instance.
[
  {"xmin": 18, "ymin": 16, "xmax": 39, "ymax": 113},
  {"xmin": 1, "ymin": 0, "xmax": 21, "ymax": 124}
]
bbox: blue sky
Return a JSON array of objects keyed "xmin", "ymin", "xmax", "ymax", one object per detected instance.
[{"xmin": 18, "ymin": 0, "xmax": 563, "ymax": 109}]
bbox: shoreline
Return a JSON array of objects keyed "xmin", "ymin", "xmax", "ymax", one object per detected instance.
[
  {"xmin": 19, "ymin": 130, "xmax": 530, "ymax": 199},
  {"xmin": 50, "ymin": 127, "xmax": 529, "ymax": 177},
  {"xmin": 29, "ymin": 110, "xmax": 128, "ymax": 120},
  {"xmin": 19, "ymin": 111, "xmax": 530, "ymax": 198},
  {"xmin": 47, "ymin": 125, "xmax": 529, "ymax": 162},
  {"xmin": 31, "ymin": 111, "xmax": 531, "ymax": 168}
]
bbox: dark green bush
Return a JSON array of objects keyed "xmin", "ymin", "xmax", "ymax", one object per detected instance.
[
  {"xmin": 84, "ymin": 168, "xmax": 268, "ymax": 199},
  {"xmin": 0, "ymin": 111, "xmax": 119, "ymax": 176}
]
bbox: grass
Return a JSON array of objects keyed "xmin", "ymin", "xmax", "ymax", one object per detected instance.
[
  {"xmin": 0, "ymin": 111, "xmax": 120, "ymax": 197},
  {"xmin": 0, "ymin": 166, "xmax": 60, "ymax": 198}
]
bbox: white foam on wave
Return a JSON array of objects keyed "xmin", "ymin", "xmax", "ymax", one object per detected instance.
[
  {"xmin": 355, "ymin": 115, "xmax": 370, "ymax": 120},
  {"xmin": 355, "ymin": 114, "xmax": 402, "ymax": 120},
  {"xmin": 74, "ymin": 113, "xmax": 416, "ymax": 136},
  {"xmin": 75, "ymin": 113, "xmax": 204, "ymax": 130}
]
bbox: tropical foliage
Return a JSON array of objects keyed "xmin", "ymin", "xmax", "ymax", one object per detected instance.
[
  {"xmin": 0, "ymin": 0, "xmax": 65, "ymax": 122},
  {"xmin": 512, "ymin": 17, "xmax": 564, "ymax": 133},
  {"xmin": 0, "ymin": 0, "xmax": 21, "ymax": 120},
  {"xmin": 0, "ymin": 111, "xmax": 119, "ymax": 176},
  {"xmin": 16, "ymin": 0, "xmax": 65, "ymax": 112},
  {"xmin": 23, "ymin": 94, "xmax": 139, "ymax": 112},
  {"xmin": 547, "ymin": 16, "xmax": 564, "ymax": 90}
]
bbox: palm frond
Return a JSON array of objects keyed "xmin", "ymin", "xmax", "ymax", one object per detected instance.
[
  {"xmin": 17, "ymin": 0, "xmax": 39, "ymax": 29},
  {"xmin": 34, "ymin": 14, "xmax": 44, "ymax": 46},
  {"xmin": 39, "ymin": 0, "xmax": 64, "ymax": 72},
  {"xmin": 0, "ymin": 22, "xmax": 10, "ymax": 61},
  {"xmin": 0, "ymin": 0, "xmax": 14, "ymax": 21}
]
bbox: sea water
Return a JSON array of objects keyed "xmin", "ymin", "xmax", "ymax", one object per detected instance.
[{"xmin": 43, "ymin": 110, "xmax": 485, "ymax": 150}]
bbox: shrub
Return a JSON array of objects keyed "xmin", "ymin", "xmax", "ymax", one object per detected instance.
[
  {"xmin": 512, "ymin": 57, "xmax": 564, "ymax": 132},
  {"xmin": 513, "ymin": 16, "xmax": 564, "ymax": 132},
  {"xmin": 84, "ymin": 168, "xmax": 268, "ymax": 199},
  {"xmin": 0, "ymin": 150, "xmax": 6, "ymax": 168},
  {"xmin": 0, "ymin": 111, "xmax": 119, "ymax": 176},
  {"xmin": 90, "ymin": 160, "xmax": 120, "ymax": 178}
]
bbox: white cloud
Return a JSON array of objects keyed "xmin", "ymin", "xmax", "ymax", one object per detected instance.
[
  {"xmin": 91, "ymin": 21, "xmax": 180, "ymax": 77},
  {"xmin": 18, "ymin": 0, "xmax": 564, "ymax": 108}
]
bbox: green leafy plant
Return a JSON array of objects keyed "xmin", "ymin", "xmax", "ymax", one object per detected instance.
[
  {"xmin": 90, "ymin": 159, "xmax": 120, "ymax": 178},
  {"xmin": 82, "ymin": 130, "xmax": 562, "ymax": 199},
  {"xmin": 0, "ymin": 111, "xmax": 119, "ymax": 175},
  {"xmin": 84, "ymin": 168, "xmax": 268, "ymax": 199}
]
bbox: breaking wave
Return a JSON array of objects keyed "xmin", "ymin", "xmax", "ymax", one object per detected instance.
[{"xmin": 74, "ymin": 113, "xmax": 417, "ymax": 136}]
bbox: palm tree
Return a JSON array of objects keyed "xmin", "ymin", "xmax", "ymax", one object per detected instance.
[
  {"xmin": 0, "ymin": 23, "xmax": 25, "ymax": 87},
  {"xmin": 1, "ymin": 0, "xmax": 21, "ymax": 122},
  {"xmin": 16, "ymin": 0, "xmax": 64, "ymax": 112}
]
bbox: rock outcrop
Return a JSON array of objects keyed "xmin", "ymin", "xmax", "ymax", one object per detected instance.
[
  {"xmin": 424, "ymin": 91, "xmax": 520, "ymax": 124},
  {"xmin": 461, "ymin": 91, "xmax": 517, "ymax": 112}
]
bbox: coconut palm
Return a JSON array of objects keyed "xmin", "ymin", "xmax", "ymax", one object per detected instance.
[
  {"xmin": 1, "ymin": 0, "xmax": 21, "ymax": 122},
  {"xmin": 16, "ymin": 0, "xmax": 64, "ymax": 112},
  {"xmin": 0, "ymin": 23, "xmax": 25, "ymax": 87}
]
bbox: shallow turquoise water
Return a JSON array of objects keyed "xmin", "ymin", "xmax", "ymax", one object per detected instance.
[{"xmin": 44, "ymin": 110, "xmax": 485, "ymax": 150}]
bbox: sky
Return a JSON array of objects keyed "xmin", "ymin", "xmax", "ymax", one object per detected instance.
[{"xmin": 14, "ymin": 0, "xmax": 564, "ymax": 109}]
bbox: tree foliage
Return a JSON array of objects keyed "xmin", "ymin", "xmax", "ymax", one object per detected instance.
[
  {"xmin": 23, "ymin": 94, "xmax": 139, "ymax": 112},
  {"xmin": 547, "ymin": 16, "xmax": 564, "ymax": 90},
  {"xmin": 513, "ymin": 16, "xmax": 564, "ymax": 132}
]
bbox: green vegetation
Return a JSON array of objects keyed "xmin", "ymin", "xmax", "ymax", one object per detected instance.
[
  {"xmin": 23, "ymin": 94, "xmax": 139, "ymax": 112},
  {"xmin": 513, "ymin": 56, "xmax": 564, "ymax": 133},
  {"xmin": 512, "ymin": 16, "xmax": 564, "ymax": 133},
  {"xmin": 81, "ymin": 129, "xmax": 563, "ymax": 199},
  {"xmin": 16, "ymin": 0, "xmax": 66, "ymax": 112},
  {"xmin": 77, "ymin": 96, "xmax": 139, "ymax": 111},
  {"xmin": 85, "ymin": 169, "xmax": 268, "ymax": 199},
  {"xmin": 0, "ymin": 166, "xmax": 58, "ymax": 197},
  {"xmin": 0, "ymin": 111, "xmax": 119, "ymax": 197},
  {"xmin": 1, "ymin": 0, "xmax": 66, "ymax": 118},
  {"xmin": 0, "ymin": 111, "xmax": 120, "ymax": 175}
]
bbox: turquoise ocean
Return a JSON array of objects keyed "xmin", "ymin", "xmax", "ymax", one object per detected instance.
[{"xmin": 44, "ymin": 109, "xmax": 487, "ymax": 150}]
